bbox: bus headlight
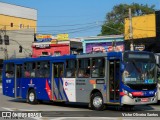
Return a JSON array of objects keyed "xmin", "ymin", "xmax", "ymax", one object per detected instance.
[
  {"xmin": 128, "ymin": 92, "xmax": 133, "ymax": 98},
  {"xmin": 123, "ymin": 89, "xmax": 128, "ymax": 94},
  {"xmin": 123, "ymin": 89, "xmax": 133, "ymax": 98},
  {"xmin": 155, "ymin": 92, "xmax": 157, "ymax": 96}
]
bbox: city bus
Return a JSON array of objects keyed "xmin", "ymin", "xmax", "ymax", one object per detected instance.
[{"xmin": 2, "ymin": 51, "xmax": 158, "ymax": 110}]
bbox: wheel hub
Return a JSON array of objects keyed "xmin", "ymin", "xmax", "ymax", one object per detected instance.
[{"xmin": 93, "ymin": 96, "xmax": 102, "ymax": 108}]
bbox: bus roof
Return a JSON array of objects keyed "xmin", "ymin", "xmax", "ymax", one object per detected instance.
[{"xmin": 3, "ymin": 51, "xmax": 154, "ymax": 64}]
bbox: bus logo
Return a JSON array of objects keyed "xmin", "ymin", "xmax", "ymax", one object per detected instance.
[
  {"xmin": 65, "ymin": 82, "xmax": 68, "ymax": 86},
  {"xmin": 28, "ymin": 79, "xmax": 35, "ymax": 87}
]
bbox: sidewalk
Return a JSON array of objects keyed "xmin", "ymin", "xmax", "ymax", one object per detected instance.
[{"xmin": 0, "ymin": 83, "xmax": 2, "ymax": 89}]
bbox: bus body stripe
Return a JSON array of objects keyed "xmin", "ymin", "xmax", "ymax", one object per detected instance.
[
  {"xmin": 45, "ymin": 79, "xmax": 52, "ymax": 100},
  {"xmin": 60, "ymin": 78, "xmax": 69, "ymax": 101},
  {"xmin": 53, "ymin": 92, "xmax": 57, "ymax": 100},
  {"xmin": 54, "ymin": 78, "xmax": 63, "ymax": 100}
]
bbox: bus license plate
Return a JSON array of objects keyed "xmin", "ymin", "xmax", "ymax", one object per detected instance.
[{"xmin": 141, "ymin": 98, "xmax": 149, "ymax": 102}]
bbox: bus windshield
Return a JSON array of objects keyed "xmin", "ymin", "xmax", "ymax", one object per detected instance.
[{"xmin": 122, "ymin": 61, "xmax": 156, "ymax": 84}]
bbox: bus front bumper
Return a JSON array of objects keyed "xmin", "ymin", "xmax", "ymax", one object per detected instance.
[{"xmin": 121, "ymin": 95, "xmax": 158, "ymax": 105}]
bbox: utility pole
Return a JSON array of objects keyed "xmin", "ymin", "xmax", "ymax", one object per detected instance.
[
  {"xmin": 129, "ymin": 8, "xmax": 134, "ymax": 51},
  {"xmin": 0, "ymin": 25, "xmax": 9, "ymax": 60},
  {"xmin": 4, "ymin": 25, "xmax": 8, "ymax": 59}
]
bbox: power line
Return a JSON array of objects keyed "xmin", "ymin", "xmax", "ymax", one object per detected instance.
[
  {"xmin": 10, "ymin": 39, "xmax": 32, "ymax": 55},
  {"xmin": 3, "ymin": 24, "xmax": 102, "ymax": 36},
  {"xmin": 0, "ymin": 21, "xmax": 104, "ymax": 28}
]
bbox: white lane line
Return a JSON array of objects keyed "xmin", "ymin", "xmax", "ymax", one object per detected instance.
[
  {"xmin": 1, "ymin": 107, "xmax": 14, "ymax": 111},
  {"xmin": 49, "ymin": 117, "xmax": 119, "ymax": 120},
  {"xmin": 1, "ymin": 107, "xmax": 37, "ymax": 111}
]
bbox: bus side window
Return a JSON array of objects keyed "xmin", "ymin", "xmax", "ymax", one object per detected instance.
[
  {"xmin": 5, "ymin": 63, "xmax": 14, "ymax": 78},
  {"xmin": 16, "ymin": 65, "xmax": 22, "ymax": 78},
  {"xmin": 24, "ymin": 63, "xmax": 31, "ymax": 78},
  {"xmin": 66, "ymin": 59, "xmax": 76, "ymax": 78},
  {"xmin": 91, "ymin": 58, "xmax": 105, "ymax": 78},
  {"xmin": 30, "ymin": 62, "xmax": 36, "ymax": 77},
  {"xmin": 78, "ymin": 58, "xmax": 90, "ymax": 78},
  {"xmin": 36, "ymin": 61, "xmax": 50, "ymax": 78},
  {"xmin": 54, "ymin": 64, "xmax": 58, "ymax": 78},
  {"xmin": 43, "ymin": 62, "xmax": 50, "ymax": 78}
]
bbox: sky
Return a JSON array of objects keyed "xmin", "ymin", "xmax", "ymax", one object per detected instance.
[{"xmin": 0, "ymin": 0, "xmax": 160, "ymax": 38}]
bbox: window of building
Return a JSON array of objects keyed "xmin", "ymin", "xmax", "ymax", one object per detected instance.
[
  {"xmin": 66, "ymin": 59, "xmax": 76, "ymax": 78},
  {"xmin": 19, "ymin": 24, "xmax": 24, "ymax": 29},
  {"xmin": 10, "ymin": 23, "xmax": 13, "ymax": 27},
  {"xmin": 91, "ymin": 58, "xmax": 105, "ymax": 78},
  {"xmin": 27, "ymin": 25, "xmax": 30, "ymax": 29},
  {"xmin": 54, "ymin": 51, "xmax": 61, "ymax": 56},
  {"xmin": 42, "ymin": 52, "xmax": 48, "ymax": 56},
  {"xmin": 5, "ymin": 63, "xmax": 14, "ymax": 78},
  {"xmin": 78, "ymin": 58, "xmax": 90, "ymax": 78}
]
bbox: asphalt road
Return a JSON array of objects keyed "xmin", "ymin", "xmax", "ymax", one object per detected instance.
[{"xmin": 0, "ymin": 87, "xmax": 160, "ymax": 120}]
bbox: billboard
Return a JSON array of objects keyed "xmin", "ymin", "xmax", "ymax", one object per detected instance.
[
  {"xmin": 86, "ymin": 41, "xmax": 124, "ymax": 53},
  {"xmin": 36, "ymin": 35, "xmax": 52, "ymax": 42},
  {"xmin": 57, "ymin": 34, "xmax": 69, "ymax": 40},
  {"xmin": 124, "ymin": 14, "xmax": 156, "ymax": 40}
]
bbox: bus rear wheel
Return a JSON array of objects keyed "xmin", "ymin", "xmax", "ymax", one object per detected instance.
[
  {"xmin": 90, "ymin": 92, "xmax": 104, "ymax": 111},
  {"xmin": 28, "ymin": 89, "xmax": 37, "ymax": 104}
]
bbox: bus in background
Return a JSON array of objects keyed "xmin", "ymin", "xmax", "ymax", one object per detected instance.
[
  {"xmin": 2, "ymin": 51, "xmax": 158, "ymax": 110},
  {"xmin": 155, "ymin": 53, "xmax": 160, "ymax": 102}
]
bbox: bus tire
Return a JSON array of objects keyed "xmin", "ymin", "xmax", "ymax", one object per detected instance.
[
  {"xmin": 90, "ymin": 92, "xmax": 104, "ymax": 111},
  {"xmin": 28, "ymin": 89, "xmax": 37, "ymax": 104}
]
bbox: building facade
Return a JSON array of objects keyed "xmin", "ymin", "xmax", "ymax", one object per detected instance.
[
  {"xmin": 32, "ymin": 35, "xmax": 82, "ymax": 57},
  {"xmin": 0, "ymin": 2, "xmax": 37, "ymax": 31},
  {"xmin": 0, "ymin": 2, "xmax": 37, "ymax": 59},
  {"xmin": 0, "ymin": 2, "xmax": 37, "ymax": 78}
]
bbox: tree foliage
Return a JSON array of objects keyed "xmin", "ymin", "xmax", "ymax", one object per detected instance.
[{"xmin": 99, "ymin": 3, "xmax": 155, "ymax": 35}]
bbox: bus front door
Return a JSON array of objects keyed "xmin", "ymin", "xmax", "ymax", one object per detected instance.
[
  {"xmin": 15, "ymin": 64, "xmax": 23, "ymax": 98},
  {"xmin": 52, "ymin": 62, "xmax": 64, "ymax": 101},
  {"xmin": 108, "ymin": 59, "xmax": 120, "ymax": 102}
]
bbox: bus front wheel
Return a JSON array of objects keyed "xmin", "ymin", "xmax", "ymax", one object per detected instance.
[
  {"xmin": 28, "ymin": 89, "xmax": 37, "ymax": 104},
  {"xmin": 90, "ymin": 92, "xmax": 104, "ymax": 111}
]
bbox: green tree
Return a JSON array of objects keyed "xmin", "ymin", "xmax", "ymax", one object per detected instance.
[{"xmin": 99, "ymin": 3, "xmax": 155, "ymax": 35}]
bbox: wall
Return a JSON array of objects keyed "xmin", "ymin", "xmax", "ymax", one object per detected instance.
[
  {"xmin": 0, "ymin": 2, "xmax": 37, "ymax": 20},
  {"xmin": 124, "ymin": 14, "xmax": 156, "ymax": 40},
  {"xmin": 0, "ymin": 14, "xmax": 36, "ymax": 31},
  {"xmin": 32, "ymin": 43, "xmax": 70, "ymax": 57},
  {"xmin": 0, "ymin": 29, "xmax": 34, "ymax": 59}
]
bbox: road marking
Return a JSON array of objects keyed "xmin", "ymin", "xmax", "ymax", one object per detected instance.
[
  {"xmin": 0, "ymin": 86, "xmax": 2, "ymax": 89},
  {"xmin": 1, "ymin": 107, "xmax": 14, "ymax": 111},
  {"xmin": 49, "ymin": 117, "xmax": 119, "ymax": 120},
  {"xmin": 1, "ymin": 107, "xmax": 37, "ymax": 111}
]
